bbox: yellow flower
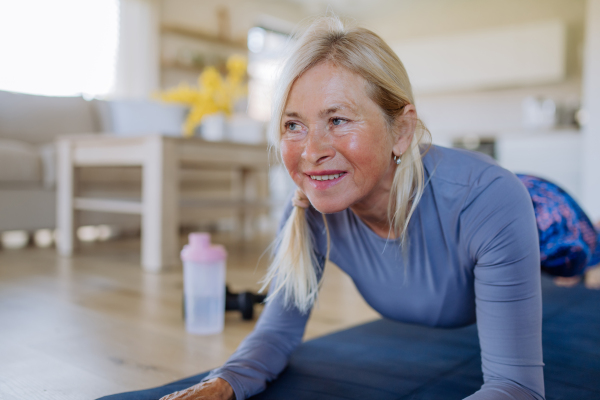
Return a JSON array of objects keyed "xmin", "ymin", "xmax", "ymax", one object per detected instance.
[
  {"xmin": 157, "ymin": 55, "xmax": 248, "ymax": 137},
  {"xmin": 200, "ymin": 67, "xmax": 223, "ymax": 94},
  {"xmin": 227, "ymin": 55, "xmax": 247, "ymax": 80}
]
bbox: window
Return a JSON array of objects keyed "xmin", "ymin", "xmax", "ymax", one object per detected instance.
[
  {"xmin": 0, "ymin": 0, "xmax": 119, "ymax": 97},
  {"xmin": 247, "ymin": 26, "xmax": 290, "ymax": 121}
]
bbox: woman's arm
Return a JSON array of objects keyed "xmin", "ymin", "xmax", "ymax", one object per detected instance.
[
  {"xmin": 160, "ymin": 199, "xmax": 321, "ymax": 400},
  {"xmin": 201, "ymin": 200, "xmax": 325, "ymax": 400},
  {"xmin": 460, "ymin": 170, "xmax": 545, "ymax": 400},
  {"xmin": 202, "ymin": 282, "xmax": 317, "ymax": 400}
]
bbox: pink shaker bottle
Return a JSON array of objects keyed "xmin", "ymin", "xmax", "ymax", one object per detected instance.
[{"xmin": 180, "ymin": 233, "xmax": 227, "ymax": 335}]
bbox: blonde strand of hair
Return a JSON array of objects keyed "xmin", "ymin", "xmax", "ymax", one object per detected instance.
[{"xmin": 260, "ymin": 206, "xmax": 321, "ymax": 313}]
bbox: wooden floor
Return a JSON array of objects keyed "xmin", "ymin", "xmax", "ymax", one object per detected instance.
[{"xmin": 0, "ymin": 234, "xmax": 379, "ymax": 400}]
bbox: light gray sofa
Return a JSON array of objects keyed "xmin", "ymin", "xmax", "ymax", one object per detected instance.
[{"xmin": 0, "ymin": 90, "xmax": 107, "ymax": 232}]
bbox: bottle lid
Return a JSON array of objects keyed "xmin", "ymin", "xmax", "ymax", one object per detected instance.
[{"xmin": 181, "ymin": 233, "xmax": 227, "ymax": 263}]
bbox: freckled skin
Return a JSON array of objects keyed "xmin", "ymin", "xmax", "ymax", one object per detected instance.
[{"xmin": 281, "ymin": 62, "xmax": 415, "ymax": 236}]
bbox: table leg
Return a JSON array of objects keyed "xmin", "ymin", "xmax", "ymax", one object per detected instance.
[
  {"xmin": 142, "ymin": 136, "xmax": 179, "ymax": 272},
  {"xmin": 56, "ymin": 139, "xmax": 76, "ymax": 256}
]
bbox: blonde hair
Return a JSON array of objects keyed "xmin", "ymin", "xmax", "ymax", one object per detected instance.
[{"xmin": 260, "ymin": 16, "xmax": 431, "ymax": 313}]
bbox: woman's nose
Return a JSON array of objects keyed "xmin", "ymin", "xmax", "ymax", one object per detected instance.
[{"xmin": 302, "ymin": 128, "xmax": 335, "ymax": 165}]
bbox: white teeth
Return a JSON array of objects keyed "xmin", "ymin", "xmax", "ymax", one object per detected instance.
[{"xmin": 310, "ymin": 173, "xmax": 342, "ymax": 181}]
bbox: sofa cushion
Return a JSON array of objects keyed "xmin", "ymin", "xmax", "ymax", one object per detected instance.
[
  {"xmin": 0, "ymin": 90, "xmax": 100, "ymax": 145},
  {"xmin": 0, "ymin": 139, "xmax": 41, "ymax": 183}
]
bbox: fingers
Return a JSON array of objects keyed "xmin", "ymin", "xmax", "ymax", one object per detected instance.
[
  {"xmin": 292, "ymin": 188, "xmax": 310, "ymax": 209},
  {"xmin": 158, "ymin": 378, "xmax": 233, "ymax": 400},
  {"xmin": 158, "ymin": 383, "xmax": 201, "ymax": 399},
  {"xmin": 159, "ymin": 390, "xmax": 181, "ymax": 400}
]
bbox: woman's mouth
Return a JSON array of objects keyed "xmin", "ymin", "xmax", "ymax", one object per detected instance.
[
  {"xmin": 309, "ymin": 173, "xmax": 344, "ymax": 181},
  {"xmin": 305, "ymin": 171, "xmax": 347, "ymax": 189}
]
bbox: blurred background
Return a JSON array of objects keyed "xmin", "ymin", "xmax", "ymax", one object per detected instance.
[
  {"xmin": 0, "ymin": 0, "xmax": 599, "ymax": 250},
  {"xmin": 2, "ymin": 2, "xmax": 600, "ymax": 398}
]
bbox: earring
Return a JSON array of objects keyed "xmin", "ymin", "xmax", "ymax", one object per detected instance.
[{"xmin": 393, "ymin": 154, "xmax": 402, "ymax": 165}]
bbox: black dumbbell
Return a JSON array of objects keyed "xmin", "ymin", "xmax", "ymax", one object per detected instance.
[
  {"xmin": 183, "ymin": 285, "xmax": 266, "ymax": 321},
  {"xmin": 225, "ymin": 285, "xmax": 266, "ymax": 320}
]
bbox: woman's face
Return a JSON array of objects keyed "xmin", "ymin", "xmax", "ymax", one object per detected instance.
[{"xmin": 281, "ymin": 62, "xmax": 412, "ymax": 214}]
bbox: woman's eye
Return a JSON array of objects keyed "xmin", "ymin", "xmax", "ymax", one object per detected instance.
[{"xmin": 286, "ymin": 122, "xmax": 300, "ymax": 131}]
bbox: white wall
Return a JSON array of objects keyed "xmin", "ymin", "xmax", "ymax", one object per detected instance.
[
  {"xmin": 416, "ymin": 80, "xmax": 581, "ymax": 140},
  {"xmin": 496, "ymin": 132, "xmax": 582, "ymax": 201},
  {"xmin": 393, "ymin": 20, "xmax": 567, "ymax": 94},
  {"xmin": 362, "ymin": 0, "xmax": 585, "ymax": 47},
  {"xmin": 581, "ymin": 0, "xmax": 600, "ymax": 220}
]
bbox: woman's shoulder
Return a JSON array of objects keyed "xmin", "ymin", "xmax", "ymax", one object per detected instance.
[
  {"xmin": 424, "ymin": 145, "xmax": 518, "ymax": 189},
  {"xmin": 423, "ymin": 145, "xmax": 531, "ymax": 219}
]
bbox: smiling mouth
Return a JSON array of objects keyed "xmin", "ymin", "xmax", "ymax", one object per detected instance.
[{"xmin": 308, "ymin": 172, "xmax": 346, "ymax": 181}]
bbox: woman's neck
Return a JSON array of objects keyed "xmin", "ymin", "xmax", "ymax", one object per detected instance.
[
  {"xmin": 352, "ymin": 206, "xmax": 396, "ymax": 239},
  {"xmin": 349, "ymin": 167, "xmax": 397, "ymax": 239}
]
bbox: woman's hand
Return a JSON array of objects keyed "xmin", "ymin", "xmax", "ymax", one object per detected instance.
[
  {"xmin": 292, "ymin": 188, "xmax": 310, "ymax": 209},
  {"xmin": 159, "ymin": 378, "xmax": 235, "ymax": 400}
]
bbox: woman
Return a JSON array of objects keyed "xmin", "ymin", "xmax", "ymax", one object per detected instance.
[
  {"xmin": 162, "ymin": 17, "xmax": 545, "ymax": 400},
  {"xmin": 517, "ymin": 174, "xmax": 600, "ymax": 288}
]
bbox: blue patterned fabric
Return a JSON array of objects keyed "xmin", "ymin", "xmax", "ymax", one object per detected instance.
[{"xmin": 517, "ymin": 174, "xmax": 600, "ymax": 277}]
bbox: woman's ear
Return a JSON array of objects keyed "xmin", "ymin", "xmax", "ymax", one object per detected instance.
[{"xmin": 392, "ymin": 104, "xmax": 417, "ymax": 157}]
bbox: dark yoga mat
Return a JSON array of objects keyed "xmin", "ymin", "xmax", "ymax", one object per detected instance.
[{"xmin": 99, "ymin": 276, "xmax": 600, "ymax": 400}]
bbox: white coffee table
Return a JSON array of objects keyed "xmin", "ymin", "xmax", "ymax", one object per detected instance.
[{"xmin": 56, "ymin": 134, "xmax": 270, "ymax": 271}]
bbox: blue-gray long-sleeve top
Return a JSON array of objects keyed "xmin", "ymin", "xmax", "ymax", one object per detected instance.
[{"xmin": 206, "ymin": 145, "xmax": 545, "ymax": 400}]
